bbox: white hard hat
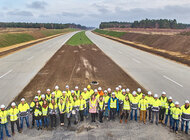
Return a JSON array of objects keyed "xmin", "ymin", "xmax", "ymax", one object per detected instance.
[
  {"xmin": 122, "ymin": 89, "xmax": 126, "ymax": 92},
  {"xmin": 112, "ymin": 92, "xmax": 115, "ymax": 95},
  {"xmin": 51, "ymin": 92, "xmax": 55, "ymax": 95},
  {"xmin": 11, "ymin": 102, "xmax": 16, "ymax": 107},
  {"xmin": 162, "ymin": 91, "xmax": 166, "ymax": 95},
  {"xmin": 1, "ymin": 104, "xmax": 5, "ymax": 109},
  {"xmin": 34, "ymin": 96, "xmax": 38, "ymax": 99},
  {"xmin": 37, "ymin": 90, "xmax": 41, "ymax": 93},
  {"xmin": 148, "ymin": 91, "xmax": 152, "ymax": 95},
  {"xmin": 132, "ymin": 91, "xmax": 137, "ymax": 95},
  {"xmin": 185, "ymin": 100, "xmax": 189, "ymax": 104},
  {"xmin": 175, "ymin": 101, "xmax": 179, "ymax": 105},
  {"xmin": 116, "ymin": 87, "xmax": 119, "ymax": 90},
  {"xmin": 55, "ymin": 85, "xmax": 59, "ymax": 89},
  {"xmin": 126, "ymin": 88, "xmax": 130, "ymax": 92},
  {"xmin": 47, "ymin": 89, "xmax": 50, "ymax": 92},
  {"xmin": 84, "ymin": 88, "xmax": 87, "ymax": 91},
  {"xmin": 98, "ymin": 87, "xmax": 102, "ymax": 90},
  {"xmin": 71, "ymin": 90, "xmax": 75, "ymax": 93},
  {"xmin": 168, "ymin": 96, "xmax": 172, "ymax": 100},
  {"xmin": 75, "ymin": 86, "xmax": 78, "ymax": 89},
  {"xmin": 104, "ymin": 90, "xmax": 107, "ymax": 93},
  {"xmin": 154, "ymin": 94, "xmax": 158, "ymax": 98},
  {"xmin": 62, "ymin": 91, "xmax": 66, "ymax": 94},
  {"xmin": 137, "ymin": 88, "xmax": 141, "ymax": 93},
  {"xmin": 41, "ymin": 94, "xmax": 45, "ymax": 98},
  {"xmin": 107, "ymin": 88, "xmax": 111, "ymax": 92},
  {"xmin": 118, "ymin": 85, "xmax": 122, "ymax": 89},
  {"xmin": 21, "ymin": 98, "xmax": 25, "ymax": 101},
  {"xmin": 94, "ymin": 89, "xmax": 98, "ymax": 92},
  {"xmin": 66, "ymin": 85, "xmax": 69, "ymax": 88}
]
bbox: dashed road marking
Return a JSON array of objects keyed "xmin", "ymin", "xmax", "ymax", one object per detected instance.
[
  {"xmin": 27, "ymin": 56, "xmax": 34, "ymax": 61},
  {"xmin": 0, "ymin": 70, "xmax": 13, "ymax": 79},
  {"xmin": 163, "ymin": 75, "xmax": 183, "ymax": 87},
  {"xmin": 132, "ymin": 58, "xmax": 141, "ymax": 64}
]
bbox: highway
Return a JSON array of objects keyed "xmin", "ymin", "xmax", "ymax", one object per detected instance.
[
  {"xmin": 0, "ymin": 32, "xmax": 77, "ymax": 106},
  {"xmin": 86, "ymin": 31, "xmax": 190, "ymax": 105}
]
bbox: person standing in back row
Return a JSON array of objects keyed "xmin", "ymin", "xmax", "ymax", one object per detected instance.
[
  {"xmin": 181, "ymin": 100, "xmax": 190, "ymax": 134},
  {"xmin": 138, "ymin": 94, "xmax": 148, "ymax": 124},
  {"xmin": 151, "ymin": 94, "xmax": 161, "ymax": 125},
  {"xmin": 159, "ymin": 92, "xmax": 167, "ymax": 124}
]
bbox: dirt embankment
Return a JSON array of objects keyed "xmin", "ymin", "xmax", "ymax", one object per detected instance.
[{"xmin": 13, "ymin": 44, "xmax": 145, "ymax": 104}]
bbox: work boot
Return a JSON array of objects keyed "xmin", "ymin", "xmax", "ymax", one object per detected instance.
[
  {"xmin": 12, "ymin": 132, "xmax": 15, "ymax": 136},
  {"xmin": 125, "ymin": 119, "xmax": 127, "ymax": 124},
  {"xmin": 175, "ymin": 131, "xmax": 178, "ymax": 134},
  {"xmin": 120, "ymin": 119, "xmax": 122, "ymax": 123}
]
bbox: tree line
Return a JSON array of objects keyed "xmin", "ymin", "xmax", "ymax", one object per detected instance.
[
  {"xmin": 99, "ymin": 19, "xmax": 190, "ymax": 29},
  {"xmin": 0, "ymin": 22, "xmax": 91, "ymax": 30}
]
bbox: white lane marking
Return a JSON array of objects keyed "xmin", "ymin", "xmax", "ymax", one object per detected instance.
[
  {"xmin": 163, "ymin": 75, "xmax": 183, "ymax": 87},
  {"xmin": 118, "ymin": 50, "xmax": 122, "ymax": 54},
  {"xmin": 27, "ymin": 56, "xmax": 34, "ymax": 61},
  {"xmin": 132, "ymin": 58, "xmax": 141, "ymax": 64},
  {"xmin": 0, "ymin": 70, "xmax": 13, "ymax": 79}
]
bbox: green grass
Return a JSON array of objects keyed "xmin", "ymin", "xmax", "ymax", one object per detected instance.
[
  {"xmin": 93, "ymin": 29, "xmax": 125, "ymax": 38},
  {"xmin": 41, "ymin": 28, "xmax": 76, "ymax": 36},
  {"xmin": 66, "ymin": 31, "xmax": 93, "ymax": 46},
  {"xmin": 0, "ymin": 33, "xmax": 34, "ymax": 48}
]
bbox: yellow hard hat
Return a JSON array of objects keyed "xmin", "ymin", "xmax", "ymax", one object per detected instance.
[{"xmin": 87, "ymin": 85, "xmax": 91, "ymax": 89}]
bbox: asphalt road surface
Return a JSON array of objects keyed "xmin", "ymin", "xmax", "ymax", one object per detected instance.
[
  {"xmin": 0, "ymin": 32, "xmax": 77, "ymax": 106},
  {"xmin": 86, "ymin": 31, "xmax": 190, "ymax": 105}
]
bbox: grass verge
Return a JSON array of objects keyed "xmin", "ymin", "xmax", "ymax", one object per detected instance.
[{"xmin": 66, "ymin": 31, "xmax": 93, "ymax": 46}]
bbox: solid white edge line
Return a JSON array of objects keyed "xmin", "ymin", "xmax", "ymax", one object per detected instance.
[
  {"xmin": 132, "ymin": 58, "xmax": 141, "ymax": 63},
  {"xmin": 0, "ymin": 70, "xmax": 13, "ymax": 79},
  {"xmin": 27, "ymin": 56, "xmax": 34, "ymax": 61},
  {"xmin": 163, "ymin": 75, "xmax": 183, "ymax": 87}
]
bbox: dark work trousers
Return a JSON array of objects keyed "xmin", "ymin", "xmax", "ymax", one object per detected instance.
[
  {"xmin": 159, "ymin": 108, "xmax": 166, "ymax": 121},
  {"xmin": 32, "ymin": 113, "xmax": 35, "ymax": 127},
  {"xmin": 110, "ymin": 108, "xmax": 117, "ymax": 120},
  {"xmin": 91, "ymin": 113, "xmax": 96, "ymax": 122},
  {"xmin": 99, "ymin": 111, "xmax": 104, "ymax": 122},
  {"xmin": 120, "ymin": 110, "xmax": 129, "ymax": 120},
  {"xmin": 146, "ymin": 107, "xmax": 152, "ymax": 121},
  {"xmin": 59, "ymin": 113, "xmax": 65, "ymax": 124},
  {"xmin": 50, "ymin": 114, "xmax": 56, "ymax": 128},
  {"xmin": 11, "ymin": 119, "xmax": 20, "ymax": 133},
  {"xmin": 79, "ymin": 110, "xmax": 84, "ymax": 121}
]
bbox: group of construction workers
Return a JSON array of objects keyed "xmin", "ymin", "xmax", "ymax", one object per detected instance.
[{"xmin": 0, "ymin": 85, "xmax": 189, "ymax": 139}]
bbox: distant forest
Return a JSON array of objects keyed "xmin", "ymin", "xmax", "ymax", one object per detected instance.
[
  {"xmin": 99, "ymin": 19, "xmax": 190, "ymax": 29},
  {"xmin": 0, "ymin": 22, "xmax": 91, "ymax": 30}
]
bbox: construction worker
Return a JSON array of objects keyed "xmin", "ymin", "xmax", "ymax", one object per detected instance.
[
  {"xmin": 98, "ymin": 96, "xmax": 105, "ymax": 123},
  {"xmin": 46, "ymin": 89, "xmax": 51, "ymax": 103},
  {"xmin": 30, "ymin": 96, "xmax": 38, "ymax": 128},
  {"xmin": 104, "ymin": 90, "xmax": 110, "ymax": 120},
  {"xmin": 65, "ymin": 85, "xmax": 71, "ymax": 98},
  {"xmin": 72, "ymin": 95, "xmax": 80, "ymax": 124},
  {"xmin": 37, "ymin": 90, "xmax": 42, "ymax": 101},
  {"xmin": 70, "ymin": 90, "xmax": 76, "ymax": 101},
  {"xmin": 87, "ymin": 85, "xmax": 94, "ymax": 96},
  {"xmin": 9, "ymin": 102, "xmax": 21, "ymax": 135},
  {"xmin": 54, "ymin": 85, "xmax": 62, "ymax": 100},
  {"xmin": 130, "ymin": 91, "xmax": 139, "ymax": 121},
  {"xmin": 171, "ymin": 101, "xmax": 182, "ymax": 134},
  {"xmin": 118, "ymin": 89, "xmax": 126, "ymax": 115},
  {"xmin": 60, "ymin": 91, "xmax": 67, "ymax": 103},
  {"xmin": 108, "ymin": 92, "xmax": 119, "ymax": 121},
  {"xmin": 40, "ymin": 94, "xmax": 46, "ymax": 106},
  {"xmin": 79, "ymin": 95, "xmax": 86, "ymax": 122},
  {"xmin": 49, "ymin": 99, "xmax": 58, "ymax": 128},
  {"xmin": 66, "ymin": 97, "xmax": 72, "ymax": 127},
  {"xmin": 138, "ymin": 94, "xmax": 148, "ymax": 124},
  {"xmin": 151, "ymin": 94, "xmax": 161, "ymax": 125},
  {"xmin": 118, "ymin": 85, "xmax": 122, "ymax": 93},
  {"xmin": 107, "ymin": 88, "xmax": 112, "ymax": 97},
  {"xmin": 120, "ymin": 95, "xmax": 130, "ymax": 124},
  {"xmin": 165, "ymin": 96, "xmax": 175, "ymax": 128},
  {"xmin": 137, "ymin": 88, "xmax": 143, "ymax": 99},
  {"xmin": 51, "ymin": 92, "xmax": 58, "ymax": 104},
  {"xmin": 94, "ymin": 89, "xmax": 100, "ymax": 100},
  {"xmin": 126, "ymin": 88, "xmax": 132, "ymax": 100},
  {"xmin": 74, "ymin": 86, "xmax": 81, "ymax": 99},
  {"xmin": 81, "ymin": 88, "xmax": 89, "ymax": 118},
  {"xmin": 98, "ymin": 87, "xmax": 104, "ymax": 96},
  {"xmin": 18, "ymin": 98, "xmax": 30, "ymax": 130},
  {"xmin": 0, "ymin": 104, "xmax": 11, "ymax": 139},
  {"xmin": 114, "ymin": 87, "xmax": 119, "ymax": 98},
  {"xmin": 145, "ymin": 91, "xmax": 153, "ymax": 121},
  {"xmin": 34, "ymin": 101, "xmax": 42, "ymax": 130},
  {"xmin": 58, "ymin": 98, "xmax": 66, "ymax": 126},
  {"xmin": 159, "ymin": 91, "xmax": 167, "ymax": 124},
  {"xmin": 89, "ymin": 94, "xmax": 97, "ymax": 122},
  {"xmin": 41, "ymin": 100, "xmax": 49, "ymax": 128},
  {"xmin": 181, "ymin": 100, "xmax": 190, "ymax": 134}
]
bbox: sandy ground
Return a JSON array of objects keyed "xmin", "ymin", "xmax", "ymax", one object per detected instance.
[{"xmin": 3, "ymin": 43, "xmax": 189, "ymax": 140}]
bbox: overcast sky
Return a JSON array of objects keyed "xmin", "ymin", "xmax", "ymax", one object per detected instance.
[{"xmin": 0, "ymin": 0, "xmax": 190, "ymax": 27}]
